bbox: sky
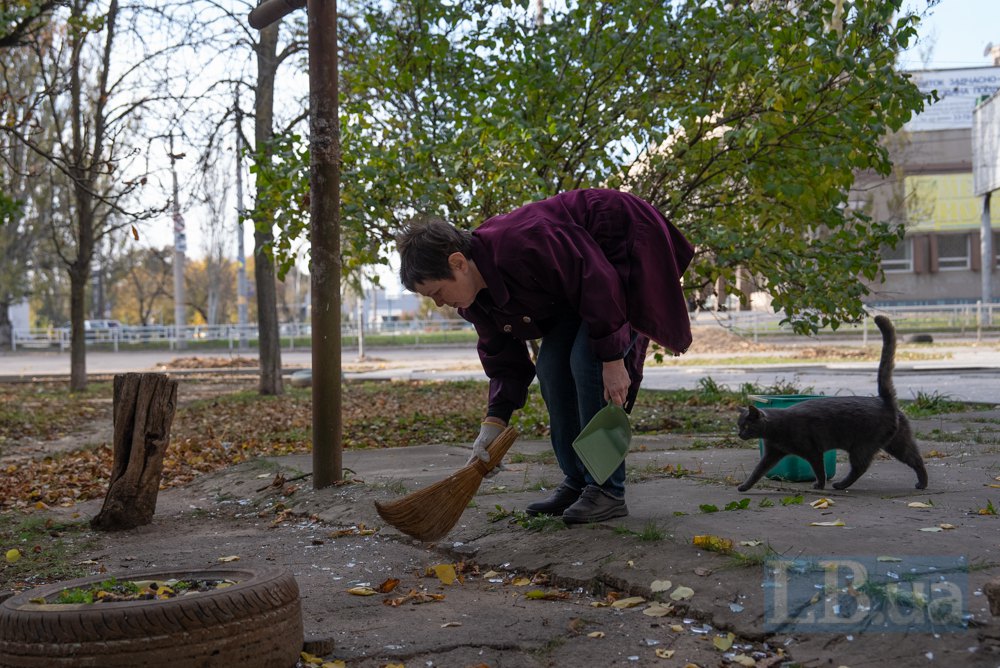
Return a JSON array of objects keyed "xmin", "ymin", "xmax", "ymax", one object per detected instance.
[
  {"xmin": 898, "ymin": 0, "xmax": 1000, "ymax": 71},
  {"xmin": 161, "ymin": 0, "xmax": 1000, "ymax": 290}
]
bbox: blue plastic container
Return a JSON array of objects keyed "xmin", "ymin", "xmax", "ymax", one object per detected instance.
[{"xmin": 750, "ymin": 394, "xmax": 837, "ymax": 482}]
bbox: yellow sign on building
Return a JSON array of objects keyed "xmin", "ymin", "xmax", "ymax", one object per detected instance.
[{"xmin": 905, "ymin": 173, "xmax": 982, "ymax": 232}]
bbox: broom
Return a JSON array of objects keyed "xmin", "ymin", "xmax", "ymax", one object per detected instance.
[{"xmin": 374, "ymin": 426, "xmax": 519, "ymax": 542}]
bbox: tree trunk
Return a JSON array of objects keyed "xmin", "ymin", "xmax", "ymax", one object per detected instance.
[
  {"xmin": 91, "ymin": 373, "xmax": 178, "ymax": 531},
  {"xmin": 253, "ymin": 22, "xmax": 283, "ymax": 396},
  {"xmin": 0, "ymin": 303, "xmax": 11, "ymax": 351},
  {"xmin": 69, "ymin": 265, "xmax": 88, "ymax": 391}
]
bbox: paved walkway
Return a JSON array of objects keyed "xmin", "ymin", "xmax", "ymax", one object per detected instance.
[
  {"xmin": 82, "ymin": 405, "xmax": 1000, "ymax": 666},
  {"xmin": 9, "ymin": 335, "xmax": 1000, "ymax": 665}
]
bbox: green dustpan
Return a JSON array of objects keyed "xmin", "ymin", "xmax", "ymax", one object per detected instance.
[{"xmin": 572, "ymin": 404, "xmax": 632, "ymax": 485}]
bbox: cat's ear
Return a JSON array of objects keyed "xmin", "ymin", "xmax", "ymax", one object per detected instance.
[{"xmin": 748, "ymin": 405, "xmax": 762, "ymax": 418}]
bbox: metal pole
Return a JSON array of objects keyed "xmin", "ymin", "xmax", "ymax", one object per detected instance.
[
  {"xmin": 982, "ymin": 192, "xmax": 993, "ymax": 327},
  {"xmin": 235, "ymin": 87, "xmax": 249, "ymax": 350},
  {"xmin": 169, "ymin": 133, "xmax": 187, "ymax": 350},
  {"xmin": 308, "ymin": 0, "xmax": 342, "ymax": 487}
]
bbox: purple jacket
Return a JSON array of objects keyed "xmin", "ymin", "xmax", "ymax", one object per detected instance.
[{"xmin": 459, "ymin": 189, "xmax": 694, "ymax": 420}]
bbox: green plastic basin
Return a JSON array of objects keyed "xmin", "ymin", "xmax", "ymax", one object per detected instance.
[{"xmin": 749, "ymin": 394, "xmax": 837, "ymax": 482}]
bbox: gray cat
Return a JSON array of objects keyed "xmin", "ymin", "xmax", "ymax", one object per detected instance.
[{"xmin": 736, "ymin": 315, "xmax": 928, "ymax": 492}]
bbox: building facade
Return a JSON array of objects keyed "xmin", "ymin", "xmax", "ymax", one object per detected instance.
[{"xmin": 858, "ymin": 66, "xmax": 1000, "ymax": 307}]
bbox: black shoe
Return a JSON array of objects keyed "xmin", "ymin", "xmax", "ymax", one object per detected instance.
[
  {"xmin": 562, "ymin": 485, "xmax": 628, "ymax": 524},
  {"xmin": 525, "ymin": 484, "xmax": 582, "ymax": 516}
]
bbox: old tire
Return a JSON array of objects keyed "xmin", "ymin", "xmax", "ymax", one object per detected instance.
[{"xmin": 0, "ymin": 566, "xmax": 302, "ymax": 668}]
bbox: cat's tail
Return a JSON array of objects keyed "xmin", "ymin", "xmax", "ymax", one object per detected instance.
[{"xmin": 874, "ymin": 315, "xmax": 897, "ymax": 407}]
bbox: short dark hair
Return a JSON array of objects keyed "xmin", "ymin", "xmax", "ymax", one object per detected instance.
[{"xmin": 397, "ymin": 217, "xmax": 473, "ymax": 291}]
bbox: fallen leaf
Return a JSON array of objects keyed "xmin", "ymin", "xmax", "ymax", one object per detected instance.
[
  {"xmin": 670, "ymin": 586, "xmax": 694, "ymax": 601},
  {"xmin": 329, "ymin": 524, "xmax": 376, "ymax": 538},
  {"xmin": 939, "ymin": 523, "xmax": 956, "ymax": 530},
  {"xmin": 590, "ymin": 600, "xmax": 609, "ymax": 607},
  {"xmin": 692, "ymin": 534, "xmax": 733, "ymax": 553},
  {"xmin": 611, "ymin": 596, "xmax": 646, "ymax": 609},
  {"xmin": 650, "ymin": 579, "xmax": 672, "ymax": 592},
  {"xmin": 130, "ymin": 225, "xmax": 139, "ymax": 241},
  {"xmin": 440, "ymin": 622, "xmax": 461, "ymax": 628},
  {"xmin": 431, "ymin": 564, "xmax": 457, "ymax": 585},
  {"xmin": 524, "ymin": 589, "xmax": 571, "ymax": 601},
  {"xmin": 643, "ymin": 602, "xmax": 675, "ymax": 617},
  {"xmin": 512, "ymin": 577, "xmax": 532, "ymax": 586},
  {"xmin": 587, "ymin": 631, "xmax": 605, "ymax": 638},
  {"xmin": 739, "ymin": 540, "xmax": 762, "ymax": 547},
  {"xmin": 810, "ymin": 498, "xmax": 834, "ymax": 509},
  {"xmin": 919, "ymin": 527, "xmax": 943, "ymax": 532},
  {"xmin": 809, "ymin": 520, "xmax": 846, "ymax": 527},
  {"xmin": 483, "ymin": 570, "xmax": 501, "ymax": 578},
  {"xmin": 731, "ymin": 654, "xmax": 756, "ymax": 667},
  {"xmin": 217, "ymin": 555, "xmax": 240, "ymax": 562},
  {"xmin": 347, "ymin": 586, "xmax": 377, "ymax": 596},
  {"xmin": 655, "ymin": 648, "xmax": 676, "ymax": 658},
  {"xmin": 376, "ymin": 578, "xmax": 400, "ymax": 593},
  {"xmin": 5, "ymin": 548, "xmax": 21, "ymax": 564},
  {"xmin": 713, "ymin": 632, "xmax": 735, "ymax": 651},
  {"xmin": 877, "ymin": 556, "xmax": 902, "ymax": 562},
  {"xmin": 383, "ymin": 589, "xmax": 446, "ymax": 606},
  {"xmin": 670, "ymin": 624, "xmax": 684, "ymax": 632},
  {"xmin": 907, "ymin": 501, "xmax": 933, "ymax": 508},
  {"xmin": 693, "ymin": 567, "xmax": 713, "ymax": 577}
]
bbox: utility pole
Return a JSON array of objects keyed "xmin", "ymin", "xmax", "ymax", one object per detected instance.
[
  {"xmin": 234, "ymin": 88, "xmax": 249, "ymax": 349},
  {"xmin": 169, "ymin": 133, "xmax": 187, "ymax": 349},
  {"xmin": 249, "ymin": 0, "xmax": 341, "ymax": 488},
  {"xmin": 982, "ymin": 193, "xmax": 993, "ymax": 327}
]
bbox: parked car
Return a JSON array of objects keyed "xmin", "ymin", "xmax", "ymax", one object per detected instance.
[{"xmin": 84, "ymin": 319, "xmax": 122, "ymax": 330}]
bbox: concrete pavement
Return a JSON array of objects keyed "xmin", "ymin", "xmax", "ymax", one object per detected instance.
[
  {"xmin": 87, "ymin": 403, "xmax": 1000, "ymax": 666},
  {"xmin": 11, "ymin": 335, "xmax": 1000, "ymax": 665}
]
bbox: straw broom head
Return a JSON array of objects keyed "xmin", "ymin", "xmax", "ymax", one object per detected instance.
[{"xmin": 374, "ymin": 426, "xmax": 519, "ymax": 542}]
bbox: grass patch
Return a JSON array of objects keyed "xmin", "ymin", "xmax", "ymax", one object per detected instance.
[
  {"xmin": 487, "ymin": 506, "xmax": 566, "ymax": 533},
  {"xmin": 902, "ymin": 391, "xmax": 969, "ymax": 418},
  {"xmin": 508, "ymin": 452, "xmax": 557, "ymax": 466},
  {"xmin": 614, "ymin": 521, "xmax": 666, "ymax": 542},
  {"xmin": 726, "ymin": 543, "xmax": 781, "ymax": 569},
  {"xmin": 0, "ymin": 381, "xmax": 112, "ymax": 443},
  {"xmin": 0, "ymin": 514, "xmax": 98, "ymax": 591}
]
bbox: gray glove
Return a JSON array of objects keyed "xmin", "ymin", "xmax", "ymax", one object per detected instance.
[{"xmin": 468, "ymin": 420, "xmax": 505, "ymax": 478}]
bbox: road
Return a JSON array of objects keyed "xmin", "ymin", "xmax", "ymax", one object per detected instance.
[{"xmin": 2, "ymin": 338, "xmax": 999, "ymax": 402}]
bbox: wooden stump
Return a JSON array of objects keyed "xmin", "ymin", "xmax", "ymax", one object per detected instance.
[
  {"xmin": 985, "ymin": 578, "xmax": 1000, "ymax": 616},
  {"xmin": 91, "ymin": 373, "xmax": 178, "ymax": 531}
]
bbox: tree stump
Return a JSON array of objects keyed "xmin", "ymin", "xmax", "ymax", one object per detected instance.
[{"xmin": 91, "ymin": 373, "xmax": 178, "ymax": 531}]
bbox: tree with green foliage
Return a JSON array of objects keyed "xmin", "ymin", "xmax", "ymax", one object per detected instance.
[{"xmin": 262, "ymin": 0, "xmax": 929, "ymax": 334}]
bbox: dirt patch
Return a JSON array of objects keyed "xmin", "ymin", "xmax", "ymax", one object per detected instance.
[
  {"xmin": 159, "ymin": 356, "xmax": 259, "ymax": 370},
  {"xmin": 687, "ymin": 325, "xmax": 772, "ymax": 354}
]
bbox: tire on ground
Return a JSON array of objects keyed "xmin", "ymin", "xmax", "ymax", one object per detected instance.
[{"xmin": 0, "ymin": 566, "xmax": 302, "ymax": 668}]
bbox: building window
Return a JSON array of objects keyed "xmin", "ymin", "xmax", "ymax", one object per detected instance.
[
  {"xmin": 881, "ymin": 238, "xmax": 912, "ymax": 273},
  {"xmin": 936, "ymin": 233, "xmax": 970, "ymax": 271}
]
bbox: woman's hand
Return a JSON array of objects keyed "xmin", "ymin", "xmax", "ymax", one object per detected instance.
[{"xmin": 602, "ymin": 359, "xmax": 630, "ymax": 407}]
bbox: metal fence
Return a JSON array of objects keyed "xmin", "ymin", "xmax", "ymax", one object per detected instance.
[
  {"xmin": 710, "ymin": 302, "xmax": 999, "ymax": 343},
  {"xmin": 10, "ymin": 319, "xmax": 476, "ymax": 352},
  {"xmin": 10, "ymin": 303, "xmax": 999, "ymax": 352}
]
